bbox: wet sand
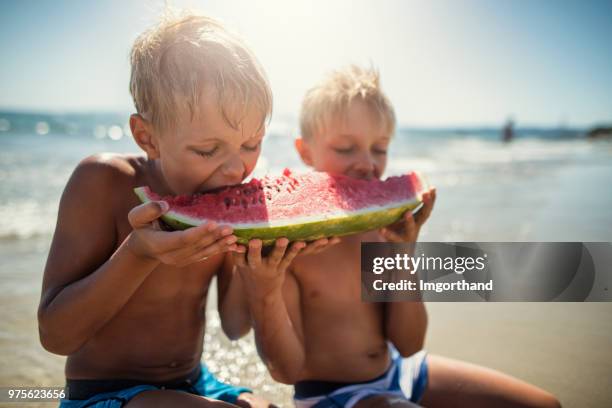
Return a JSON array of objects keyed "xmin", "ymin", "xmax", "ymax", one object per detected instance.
[{"xmin": 426, "ymin": 303, "xmax": 612, "ymax": 408}]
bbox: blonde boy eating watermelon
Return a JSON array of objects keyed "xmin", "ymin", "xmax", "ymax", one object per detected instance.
[
  {"xmin": 37, "ymin": 11, "xmax": 311, "ymax": 408},
  {"xmin": 230, "ymin": 66, "xmax": 560, "ymax": 408}
]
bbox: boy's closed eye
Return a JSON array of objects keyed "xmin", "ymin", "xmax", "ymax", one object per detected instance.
[
  {"xmin": 241, "ymin": 139, "xmax": 262, "ymax": 153},
  {"xmin": 332, "ymin": 145, "xmax": 388, "ymax": 155},
  {"xmin": 332, "ymin": 145, "xmax": 355, "ymax": 154},
  {"xmin": 191, "ymin": 139, "xmax": 261, "ymax": 158},
  {"xmin": 193, "ymin": 145, "xmax": 219, "ymax": 158},
  {"xmin": 372, "ymin": 146, "xmax": 387, "ymax": 155}
]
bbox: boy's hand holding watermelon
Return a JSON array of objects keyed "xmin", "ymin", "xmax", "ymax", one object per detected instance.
[
  {"xmin": 379, "ymin": 187, "xmax": 436, "ymax": 243},
  {"xmin": 232, "ymin": 236, "xmax": 339, "ymax": 299},
  {"xmin": 126, "ymin": 200, "xmax": 241, "ymax": 268},
  {"xmin": 232, "ymin": 238, "xmax": 304, "ymax": 298}
]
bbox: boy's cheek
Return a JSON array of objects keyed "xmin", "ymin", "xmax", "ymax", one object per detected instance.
[
  {"xmin": 310, "ymin": 150, "xmax": 346, "ymax": 173},
  {"xmin": 243, "ymin": 154, "xmax": 259, "ymax": 176},
  {"xmin": 376, "ymin": 158, "xmax": 387, "ymax": 178}
]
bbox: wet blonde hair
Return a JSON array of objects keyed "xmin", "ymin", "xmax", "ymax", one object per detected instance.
[
  {"xmin": 130, "ymin": 10, "xmax": 272, "ymax": 133},
  {"xmin": 300, "ymin": 65, "xmax": 396, "ymax": 140}
]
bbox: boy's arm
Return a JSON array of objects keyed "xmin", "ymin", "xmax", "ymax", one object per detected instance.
[
  {"xmin": 381, "ymin": 188, "xmax": 435, "ymax": 357},
  {"xmin": 38, "ymin": 156, "xmax": 235, "ymax": 355},
  {"xmin": 38, "ymin": 157, "xmax": 159, "ymax": 355},
  {"xmin": 218, "ymin": 253, "xmax": 251, "ymax": 340},
  {"xmin": 233, "ymin": 239, "xmax": 307, "ymax": 384},
  {"xmin": 385, "ymin": 300, "xmax": 428, "ymax": 357}
]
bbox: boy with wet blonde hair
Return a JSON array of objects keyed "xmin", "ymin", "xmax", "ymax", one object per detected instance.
[
  {"xmin": 300, "ymin": 65, "xmax": 395, "ymax": 141},
  {"xmin": 129, "ymin": 12, "xmax": 272, "ymax": 135},
  {"xmin": 38, "ymin": 10, "xmax": 295, "ymax": 408},
  {"xmin": 233, "ymin": 65, "xmax": 560, "ymax": 408}
]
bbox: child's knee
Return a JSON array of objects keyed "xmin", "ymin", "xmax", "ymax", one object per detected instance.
[
  {"xmin": 125, "ymin": 390, "xmax": 235, "ymax": 408},
  {"xmin": 539, "ymin": 392, "xmax": 562, "ymax": 408}
]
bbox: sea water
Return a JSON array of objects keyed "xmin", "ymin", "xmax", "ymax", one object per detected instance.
[{"xmin": 1, "ymin": 112, "xmax": 611, "ymax": 243}]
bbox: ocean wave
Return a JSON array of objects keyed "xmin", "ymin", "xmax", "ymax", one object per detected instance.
[{"xmin": 0, "ymin": 200, "xmax": 57, "ymax": 241}]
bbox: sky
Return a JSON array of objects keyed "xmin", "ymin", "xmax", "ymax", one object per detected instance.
[{"xmin": 0, "ymin": 0, "xmax": 611, "ymax": 127}]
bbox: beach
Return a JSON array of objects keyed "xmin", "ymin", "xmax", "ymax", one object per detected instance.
[{"xmin": 1, "ymin": 113, "xmax": 611, "ymax": 407}]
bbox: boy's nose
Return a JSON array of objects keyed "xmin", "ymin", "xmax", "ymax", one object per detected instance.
[
  {"xmin": 221, "ymin": 155, "xmax": 246, "ymax": 184},
  {"xmin": 352, "ymin": 154, "xmax": 376, "ymax": 179}
]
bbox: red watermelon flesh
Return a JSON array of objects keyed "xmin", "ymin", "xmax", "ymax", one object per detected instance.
[{"xmin": 134, "ymin": 168, "xmax": 426, "ymax": 244}]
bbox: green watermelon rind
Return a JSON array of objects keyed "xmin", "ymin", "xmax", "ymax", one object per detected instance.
[{"xmin": 134, "ymin": 184, "xmax": 424, "ymax": 245}]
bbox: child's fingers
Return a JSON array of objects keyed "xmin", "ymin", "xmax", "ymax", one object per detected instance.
[
  {"xmin": 197, "ymin": 224, "xmax": 234, "ymax": 248},
  {"xmin": 380, "ymin": 227, "xmax": 403, "ymax": 242},
  {"xmin": 329, "ymin": 237, "xmax": 341, "ymax": 245},
  {"xmin": 195, "ymin": 235, "xmax": 237, "ymax": 255},
  {"xmin": 267, "ymin": 238, "xmax": 289, "ymax": 266},
  {"xmin": 157, "ymin": 222, "xmax": 230, "ymax": 252},
  {"xmin": 312, "ymin": 237, "xmax": 329, "ymax": 248},
  {"xmin": 158, "ymin": 234, "xmax": 235, "ymax": 264},
  {"xmin": 231, "ymin": 248, "xmax": 248, "ymax": 268},
  {"xmin": 301, "ymin": 238, "xmax": 329, "ymax": 255},
  {"xmin": 181, "ymin": 239, "xmax": 236, "ymax": 265},
  {"xmin": 232, "ymin": 244, "xmax": 247, "ymax": 254},
  {"xmin": 404, "ymin": 212, "xmax": 417, "ymax": 229},
  {"xmin": 182, "ymin": 222, "xmax": 232, "ymax": 247},
  {"xmin": 403, "ymin": 213, "xmax": 420, "ymax": 241},
  {"xmin": 415, "ymin": 188, "xmax": 436, "ymax": 225},
  {"xmin": 278, "ymin": 242, "xmax": 305, "ymax": 271},
  {"xmin": 247, "ymin": 239, "xmax": 263, "ymax": 268},
  {"xmin": 128, "ymin": 201, "xmax": 168, "ymax": 229}
]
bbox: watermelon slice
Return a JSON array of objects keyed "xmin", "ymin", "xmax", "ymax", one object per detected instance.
[{"xmin": 134, "ymin": 169, "xmax": 426, "ymax": 245}]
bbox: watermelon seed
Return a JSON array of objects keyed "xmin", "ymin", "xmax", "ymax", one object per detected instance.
[
  {"xmin": 241, "ymin": 198, "xmax": 248, "ymax": 208},
  {"xmin": 224, "ymin": 197, "xmax": 231, "ymax": 209}
]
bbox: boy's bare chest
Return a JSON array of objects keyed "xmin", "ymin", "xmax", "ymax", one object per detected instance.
[{"xmin": 293, "ymin": 232, "xmax": 384, "ymax": 302}]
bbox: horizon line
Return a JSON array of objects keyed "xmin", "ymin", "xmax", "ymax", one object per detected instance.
[{"xmin": 1, "ymin": 106, "xmax": 610, "ymax": 130}]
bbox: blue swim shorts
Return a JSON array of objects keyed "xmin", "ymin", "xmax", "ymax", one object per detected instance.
[
  {"xmin": 294, "ymin": 348, "xmax": 428, "ymax": 408},
  {"xmin": 59, "ymin": 363, "xmax": 251, "ymax": 407}
]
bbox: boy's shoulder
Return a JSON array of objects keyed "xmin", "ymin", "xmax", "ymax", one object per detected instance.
[
  {"xmin": 76, "ymin": 152, "xmax": 146, "ymax": 178},
  {"xmin": 72, "ymin": 153, "xmax": 147, "ymax": 188},
  {"xmin": 65, "ymin": 153, "xmax": 149, "ymax": 211}
]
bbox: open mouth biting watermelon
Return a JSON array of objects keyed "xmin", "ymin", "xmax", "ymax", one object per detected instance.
[{"xmin": 134, "ymin": 169, "xmax": 426, "ymax": 245}]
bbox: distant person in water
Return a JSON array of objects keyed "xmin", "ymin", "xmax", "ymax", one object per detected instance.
[{"xmin": 502, "ymin": 118, "xmax": 515, "ymax": 142}]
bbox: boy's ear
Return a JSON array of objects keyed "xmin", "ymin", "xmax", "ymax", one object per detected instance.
[
  {"xmin": 130, "ymin": 114, "xmax": 160, "ymax": 159},
  {"xmin": 295, "ymin": 137, "xmax": 313, "ymax": 166}
]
